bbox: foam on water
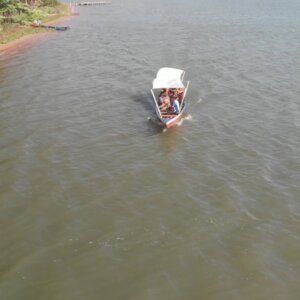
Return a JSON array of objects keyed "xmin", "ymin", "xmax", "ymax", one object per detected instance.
[{"xmin": 177, "ymin": 114, "xmax": 193, "ymax": 126}]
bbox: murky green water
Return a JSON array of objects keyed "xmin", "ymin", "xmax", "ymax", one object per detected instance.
[{"xmin": 1, "ymin": 0, "xmax": 300, "ymax": 299}]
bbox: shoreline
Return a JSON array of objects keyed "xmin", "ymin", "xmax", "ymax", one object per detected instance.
[{"xmin": 0, "ymin": 14, "xmax": 75, "ymax": 54}]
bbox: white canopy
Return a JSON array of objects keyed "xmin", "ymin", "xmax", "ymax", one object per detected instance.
[{"xmin": 152, "ymin": 67, "xmax": 185, "ymax": 89}]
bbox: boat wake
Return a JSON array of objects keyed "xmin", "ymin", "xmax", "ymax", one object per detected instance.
[
  {"xmin": 147, "ymin": 116, "xmax": 165, "ymax": 130},
  {"xmin": 177, "ymin": 114, "xmax": 192, "ymax": 126},
  {"xmin": 197, "ymin": 98, "xmax": 203, "ymax": 103},
  {"xmin": 147, "ymin": 116, "xmax": 160, "ymax": 125}
]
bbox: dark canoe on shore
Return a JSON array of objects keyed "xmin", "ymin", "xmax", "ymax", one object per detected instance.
[{"xmin": 31, "ymin": 24, "xmax": 70, "ymax": 31}]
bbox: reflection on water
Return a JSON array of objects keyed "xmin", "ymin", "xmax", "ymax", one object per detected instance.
[
  {"xmin": 0, "ymin": 0, "xmax": 300, "ymax": 299},
  {"xmin": 0, "ymin": 63, "xmax": 6, "ymax": 84}
]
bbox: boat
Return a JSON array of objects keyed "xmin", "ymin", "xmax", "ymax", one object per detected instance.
[
  {"xmin": 47, "ymin": 25, "xmax": 70, "ymax": 31},
  {"xmin": 31, "ymin": 23, "xmax": 70, "ymax": 31},
  {"xmin": 151, "ymin": 67, "xmax": 189, "ymax": 128}
]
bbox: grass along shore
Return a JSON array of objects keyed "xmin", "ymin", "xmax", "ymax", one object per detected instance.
[{"xmin": 0, "ymin": 2, "xmax": 72, "ymax": 45}]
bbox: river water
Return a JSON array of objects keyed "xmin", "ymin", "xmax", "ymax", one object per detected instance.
[{"xmin": 1, "ymin": 0, "xmax": 300, "ymax": 299}]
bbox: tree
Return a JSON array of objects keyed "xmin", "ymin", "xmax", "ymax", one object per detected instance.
[
  {"xmin": 0, "ymin": 0, "xmax": 28, "ymax": 21},
  {"xmin": 39, "ymin": 0, "xmax": 59, "ymax": 7},
  {"xmin": 0, "ymin": 0, "xmax": 18, "ymax": 16}
]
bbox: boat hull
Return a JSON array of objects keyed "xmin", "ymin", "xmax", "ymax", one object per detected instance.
[
  {"xmin": 156, "ymin": 103, "xmax": 187, "ymax": 128},
  {"xmin": 31, "ymin": 24, "xmax": 70, "ymax": 31}
]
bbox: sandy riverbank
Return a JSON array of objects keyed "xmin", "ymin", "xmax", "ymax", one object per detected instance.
[{"xmin": 0, "ymin": 14, "xmax": 75, "ymax": 55}]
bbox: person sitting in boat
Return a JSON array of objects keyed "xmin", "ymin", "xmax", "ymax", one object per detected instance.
[
  {"xmin": 176, "ymin": 88, "xmax": 184, "ymax": 101},
  {"xmin": 159, "ymin": 92, "xmax": 166, "ymax": 105},
  {"xmin": 159, "ymin": 88, "xmax": 167, "ymax": 97},
  {"xmin": 168, "ymin": 89, "xmax": 176, "ymax": 99},
  {"xmin": 159, "ymin": 93, "xmax": 171, "ymax": 111},
  {"xmin": 170, "ymin": 97, "xmax": 180, "ymax": 114}
]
